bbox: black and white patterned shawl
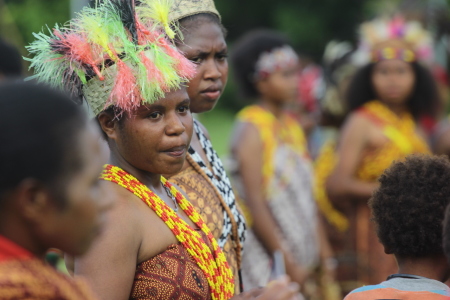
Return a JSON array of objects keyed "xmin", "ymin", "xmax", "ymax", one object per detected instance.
[{"xmin": 188, "ymin": 120, "xmax": 247, "ymax": 249}]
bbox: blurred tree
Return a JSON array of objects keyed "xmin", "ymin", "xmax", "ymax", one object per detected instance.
[
  {"xmin": 2, "ymin": 0, "xmax": 70, "ymax": 46},
  {"xmin": 216, "ymin": 0, "xmax": 367, "ymax": 111},
  {"xmin": 217, "ymin": 0, "xmax": 364, "ymax": 60}
]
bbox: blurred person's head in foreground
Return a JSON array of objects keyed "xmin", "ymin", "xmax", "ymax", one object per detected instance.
[
  {"xmin": 0, "ymin": 81, "xmax": 111, "ymax": 257},
  {"xmin": 171, "ymin": 2, "xmax": 228, "ymax": 114},
  {"xmin": 231, "ymin": 29, "xmax": 299, "ymax": 105},
  {"xmin": 0, "ymin": 38, "xmax": 22, "ymax": 80},
  {"xmin": 345, "ymin": 154, "xmax": 450, "ymax": 300},
  {"xmin": 347, "ymin": 15, "xmax": 440, "ymax": 120}
]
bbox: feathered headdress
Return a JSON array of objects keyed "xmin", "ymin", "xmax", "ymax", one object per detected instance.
[
  {"xmin": 352, "ymin": 15, "xmax": 433, "ymax": 66},
  {"xmin": 25, "ymin": 0, "xmax": 196, "ymax": 115}
]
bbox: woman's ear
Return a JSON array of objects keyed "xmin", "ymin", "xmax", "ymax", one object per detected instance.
[
  {"xmin": 255, "ymin": 78, "xmax": 268, "ymax": 96},
  {"xmin": 97, "ymin": 111, "xmax": 118, "ymax": 141},
  {"xmin": 16, "ymin": 178, "xmax": 56, "ymax": 224}
]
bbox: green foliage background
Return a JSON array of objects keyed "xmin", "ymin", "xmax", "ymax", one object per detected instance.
[{"xmin": 1, "ymin": 0, "xmax": 447, "ymax": 155}]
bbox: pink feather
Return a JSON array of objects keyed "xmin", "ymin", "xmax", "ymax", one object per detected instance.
[
  {"xmin": 53, "ymin": 29, "xmax": 104, "ymax": 80},
  {"xmin": 139, "ymin": 52, "xmax": 166, "ymax": 89},
  {"xmin": 158, "ymin": 37, "xmax": 196, "ymax": 78},
  {"xmin": 108, "ymin": 60, "xmax": 140, "ymax": 112},
  {"xmin": 136, "ymin": 19, "xmax": 159, "ymax": 45}
]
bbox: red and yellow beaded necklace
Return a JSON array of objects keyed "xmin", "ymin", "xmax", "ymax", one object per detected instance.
[{"xmin": 100, "ymin": 164, "xmax": 234, "ymax": 300}]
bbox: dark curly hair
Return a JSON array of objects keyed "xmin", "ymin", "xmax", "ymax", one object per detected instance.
[
  {"xmin": 443, "ymin": 205, "xmax": 450, "ymax": 263},
  {"xmin": 231, "ymin": 29, "xmax": 291, "ymax": 99},
  {"xmin": 369, "ymin": 154, "xmax": 450, "ymax": 258},
  {"xmin": 346, "ymin": 62, "xmax": 440, "ymax": 119}
]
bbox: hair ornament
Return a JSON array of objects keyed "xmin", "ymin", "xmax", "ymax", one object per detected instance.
[
  {"xmin": 25, "ymin": 0, "xmax": 196, "ymax": 116},
  {"xmin": 353, "ymin": 15, "xmax": 433, "ymax": 65}
]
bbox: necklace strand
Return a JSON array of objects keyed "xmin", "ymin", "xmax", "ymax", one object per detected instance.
[
  {"xmin": 162, "ymin": 182, "xmax": 178, "ymax": 212},
  {"xmin": 100, "ymin": 164, "xmax": 234, "ymax": 300}
]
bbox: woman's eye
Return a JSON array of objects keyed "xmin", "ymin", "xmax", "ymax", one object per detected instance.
[
  {"xmin": 148, "ymin": 112, "xmax": 161, "ymax": 119},
  {"xmin": 217, "ymin": 54, "xmax": 228, "ymax": 61},
  {"xmin": 178, "ymin": 106, "xmax": 189, "ymax": 113},
  {"xmin": 190, "ymin": 57, "xmax": 202, "ymax": 64}
]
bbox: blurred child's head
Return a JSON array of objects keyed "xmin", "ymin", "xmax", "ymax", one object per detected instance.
[
  {"xmin": 369, "ymin": 154, "xmax": 450, "ymax": 262},
  {"xmin": 231, "ymin": 29, "xmax": 299, "ymax": 104},
  {"xmin": 346, "ymin": 61, "xmax": 439, "ymax": 119},
  {"xmin": 347, "ymin": 16, "xmax": 439, "ymax": 118}
]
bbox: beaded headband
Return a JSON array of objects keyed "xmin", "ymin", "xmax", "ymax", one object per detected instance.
[
  {"xmin": 353, "ymin": 15, "xmax": 433, "ymax": 66},
  {"xmin": 254, "ymin": 45, "xmax": 299, "ymax": 80},
  {"xmin": 371, "ymin": 47, "xmax": 415, "ymax": 63},
  {"xmin": 25, "ymin": 0, "xmax": 196, "ymax": 116}
]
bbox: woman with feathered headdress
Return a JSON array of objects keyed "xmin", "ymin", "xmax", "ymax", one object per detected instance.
[{"xmin": 25, "ymin": 0, "xmax": 238, "ymax": 299}]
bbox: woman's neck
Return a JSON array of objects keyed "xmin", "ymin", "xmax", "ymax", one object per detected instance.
[
  {"xmin": 109, "ymin": 147, "xmax": 161, "ymax": 191},
  {"xmin": 258, "ymin": 98, "xmax": 284, "ymax": 119},
  {"xmin": 380, "ymin": 100, "xmax": 408, "ymax": 117}
]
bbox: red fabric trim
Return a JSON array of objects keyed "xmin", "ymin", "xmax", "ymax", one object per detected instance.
[
  {"xmin": 356, "ymin": 106, "xmax": 386, "ymax": 127},
  {"xmin": 0, "ymin": 235, "xmax": 33, "ymax": 262}
]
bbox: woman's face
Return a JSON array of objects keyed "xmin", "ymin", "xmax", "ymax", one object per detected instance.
[
  {"xmin": 372, "ymin": 59, "xmax": 415, "ymax": 106},
  {"xmin": 177, "ymin": 20, "xmax": 228, "ymax": 114},
  {"xmin": 39, "ymin": 122, "xmax": 112, "ymax": 256},
  {"xmin": 113, "ymin": 88, "xmax": 193, "ymax": 175},
  {"xmin": 257, "ymin": 64, "xmax": 299, "ymax": 104}
]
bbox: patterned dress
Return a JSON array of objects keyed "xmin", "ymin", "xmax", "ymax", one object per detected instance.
[
  {"xmin": 169, "ymin": 120, "xmax": 246, "ymax": 293},
  {"xmin": 232, "ymin": 105, "xmax": 320, "ymax": 289},
  {"xmin": 131, "ymin": 232, "xmax": 213, "ymax": 300},
  {"xmin": 0, "ymin": 235, "xmax": 97, "ymax": 300}
]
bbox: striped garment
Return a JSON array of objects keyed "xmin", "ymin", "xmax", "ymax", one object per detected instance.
[{"xmin": 345, "ymin": 275, "xmax": 450, "ymax": 300}]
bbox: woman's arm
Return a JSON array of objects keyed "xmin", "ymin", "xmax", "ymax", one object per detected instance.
[
  {"xmin": 231, "ymin": 122, "xmax": 306, "ymax": 285},
  {"xmin": 326, "ymin": 113, "xmax": 379, "ymax": 202},
  {"xmin": 74, "ymin": 194, "xmax": 141, "ymax": 300}
]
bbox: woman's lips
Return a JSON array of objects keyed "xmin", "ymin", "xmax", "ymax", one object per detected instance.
[
  {"xmin": 200, "ymin": 88, "xmax": 221, "ymax": 101},
  {"xmin": 163, "ymin": 146, "xmax": 186, "ymax": 157}
]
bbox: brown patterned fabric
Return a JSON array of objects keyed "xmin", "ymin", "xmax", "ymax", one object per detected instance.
[
  {"xmin": 0, "ymin": 258, "xmax": 97, "ymax": 300},
  {"xmin": 169, "ymin": 164, "xmax": 241, "ymax": 294},
  {"xmin": 169, "ymin": 0, "xmax": 220, "ymax": 22},
  {"xmin": 131, "ymin": 231, "xmax": 212, "ymax": 300}
]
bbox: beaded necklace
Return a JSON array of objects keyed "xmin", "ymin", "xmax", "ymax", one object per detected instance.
[
  {"xmin": 100, "ymin": 164, "xmax": 234, "ymax": 300},
  {"xmin": 237, "ymin": 105, "xmax": 308, "ymax": 192}
]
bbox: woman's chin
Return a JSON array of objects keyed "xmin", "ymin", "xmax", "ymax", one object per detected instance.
[
  {"xmin": 159, "ymin": 162, "xmax": 186, "ymax": 178},
  {"xmin": 190, "ymin": 99, "xmax": 219, "ymax": 114}
]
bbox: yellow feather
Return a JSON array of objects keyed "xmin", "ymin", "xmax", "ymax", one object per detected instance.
[{"xmin": 137, "ymin": 0, "xmax": 175, "ymax": 39}]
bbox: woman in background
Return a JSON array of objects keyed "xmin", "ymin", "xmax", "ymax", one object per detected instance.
[
  {"xmin": 230, "ymin": 29, "xmax": 334, "ymax": 298},
  {"xmin": 326, "ymin": 16, "xmax": 440, "ymax": 290}
]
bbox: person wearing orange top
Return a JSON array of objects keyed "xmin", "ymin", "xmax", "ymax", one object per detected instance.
[
  {"xmin": 326, "ymin": 16, "xmax": 441, "ymax": 292},
  {"xmin": 0, "ymin": 82, "xmax": 112, "ymax": 299},
  {"xmin": 345, "ymin": 155, "xmax": 450, "ymax": 300}
]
